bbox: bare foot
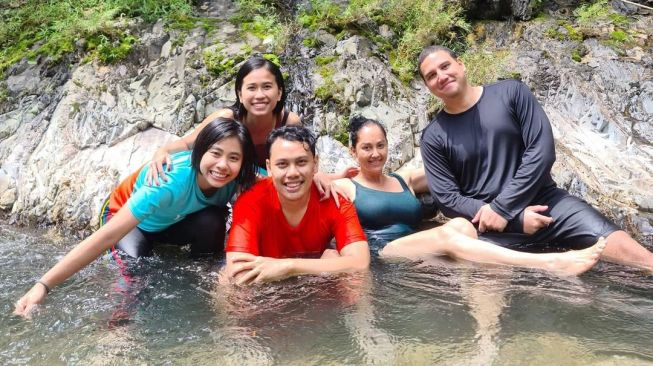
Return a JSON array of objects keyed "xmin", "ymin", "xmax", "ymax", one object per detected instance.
[{"xmin": 543, "ymin": 237, "xmax": 607, "ymax": 276}]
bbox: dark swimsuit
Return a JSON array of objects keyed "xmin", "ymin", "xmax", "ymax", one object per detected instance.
[
  {"xmin": 252, "ymin": 109, "xmax": 290, "ymax": 171},
  {"xmin": 352, "ymin": 173, "xmax": 422, "ymax": 249}
]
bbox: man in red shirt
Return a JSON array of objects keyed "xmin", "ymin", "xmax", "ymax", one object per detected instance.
[{"xmin": 224, "ymin": 125, "xmax": 370, "ymax": 284}]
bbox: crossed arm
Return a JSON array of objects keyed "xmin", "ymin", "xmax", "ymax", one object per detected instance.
[
  {"xmin": 421, "ymin": 82, "xmax": 556, "ymax": 233},
  {"xmin": 223, "ymin": 242, "xmax": 370, "ymax": 285}
]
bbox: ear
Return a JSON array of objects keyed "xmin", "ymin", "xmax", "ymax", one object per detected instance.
[
  {"xmin": 277, "ymin": 88, "xmax": 282, "ymax": 102},
  {"xmin": 266, "ymin": 159, "xmax": 271, "ymax": 173},
  {"xmin": 313, "ymin": 155, "xmax": 319, "ymax": 174}
]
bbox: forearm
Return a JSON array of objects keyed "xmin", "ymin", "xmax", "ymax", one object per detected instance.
[
  {"xmin": 287, "ymin": 255, "xmax": 370, "ymax": 277},
  {"xmin": 40, "ymin": 210, "xmax": 138, "ymax": 289},
  {"xmin": 289, "ymin": 241, "xmax": 370, "ymax": 275},
  {"xmin": 159, "ymin": 138, "xmax": 192, "ymax": 155}
]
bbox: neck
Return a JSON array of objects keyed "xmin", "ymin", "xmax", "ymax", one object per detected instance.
[
  {"xmin": 196, "ymin": 173, "xmax": 217, "ymax": 197},
  {"xmin": 442, "ymin": 85, "xmax": 483, "ymax": 114},
  {"xmin": 243, "ymin": 112, "xmax": 277, "ymax": 133},
  {"xmin": 278, "ymin": 189, "xmax": 311, "ymax": 216}
]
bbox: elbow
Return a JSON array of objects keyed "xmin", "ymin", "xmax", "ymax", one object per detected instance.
[{"xmin": 351, "ymin": 252, "xmax": 370, "ymax": 272}]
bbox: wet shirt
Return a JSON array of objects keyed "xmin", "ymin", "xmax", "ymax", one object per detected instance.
[
  {"xmin": 421, "ymin": 79, "xmax": 557, "ymax": 224},
  {"xmin": 108, "ymin": 150, "xmax": 237, "ymax": 232},
  {"xmin": 352, "ymin": 173, "xmax": 422, "ymax": 243},
  {"xmin": 226, "ymin": 179, "xmax": 366, "ymax": 258}
]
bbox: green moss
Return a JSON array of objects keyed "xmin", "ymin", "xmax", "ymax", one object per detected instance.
[
  {"xmin": 303, "ymin": 37, "xmax": 320, "ymax": 48},
  {"xmin": 86, "ymin": 32, "xmax": 138, "ymax": 64},
  {"xmin": 544, "ymin": 21, "xmax": 583, "ymax": 42},
  {"xmin": 298, "ymin": 0, "xmax": 469, "ymax": 83},
  {"xmin": 609, "ymin": 30, "xmax": 628, "ymax": 43},
  {"xmin": 315, "ymin": 55, "xmax": 337, "ymax": 66},
  {"xmin": 263, "ymin": 53, "xmax": 281, "ymax": 66},
  {"xmin": 333, "ymin": 117, "xmax": 349, "ymax": 146},
  {"xmin": 314, "ymin": 64, "xmax": 343, "ymax": 101},
  {"xmin": 570, "ymin": 48, "xmax": 582, "ymax": 62}
]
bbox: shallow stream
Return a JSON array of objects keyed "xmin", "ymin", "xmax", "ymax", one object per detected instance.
[{"xmin": 2, "ymin": 224, "xmax": 653, "ymax": 365}]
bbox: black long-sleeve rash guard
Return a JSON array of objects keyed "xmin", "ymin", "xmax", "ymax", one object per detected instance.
[{"xmin": 421, "ymin": 79, "xmax": 557, "ymax": 224}]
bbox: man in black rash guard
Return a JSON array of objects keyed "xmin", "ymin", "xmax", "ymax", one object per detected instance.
[{"xmin": 417, "ymin": 45, "xmax": 653, "ymax": 270}]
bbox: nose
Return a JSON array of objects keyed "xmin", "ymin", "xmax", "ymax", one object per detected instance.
[
  {"xmin": 286, "ymin": 163, "xmax": 300, "ymax": 177},
  {"xmin": 254, "ymin": 87, "xmax": 265, "ymax": 98},
  {"xmin": 371, "ymin": 148, "xmax": 380, "ymax": 158},
  {"xmin": 215, "ymin": 156, "xmax": 228, "ymax": 170}
]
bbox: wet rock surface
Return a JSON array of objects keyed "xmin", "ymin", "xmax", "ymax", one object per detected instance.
[{"xmin": 0, "ymin": 0, "xmax": 651, "ymax": 244}]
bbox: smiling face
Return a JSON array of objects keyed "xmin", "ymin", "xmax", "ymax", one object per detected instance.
[
  {"xmin": 237, "ymin": 67, "xmax": 283, "ymax": 117},
  {"xmin": 267, "ymin": 138, "xmax": 318, "ymax": 204},
  {"xmin": 419, "ymin": 50, "xmax": 468, "ymax": 101},
  {"xmin": 196, "ymin": 136, "xmax": 243, "ymax": 195},
  {"xmin": 351, "ymin": 124, "xmax": 388, "ymax": 175}
]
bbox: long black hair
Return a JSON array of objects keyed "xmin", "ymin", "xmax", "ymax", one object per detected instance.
[
  {"xmin": 192, "ymin": 117, "xmax": 257, "ymax": 190},
  {"xmin": 230, "ymin": 56, "xmax": 287, "ymax": 120}
]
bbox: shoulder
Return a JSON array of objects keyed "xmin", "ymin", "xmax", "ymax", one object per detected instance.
[
  {"xmin": 332, "ymin": 178, "xmax": 356, "ymax": 201},
  {"xmin": 207, "ymin": 108, "xmax": 235, "ymax": 121},
  {"xmin": 485, "ymin": 79, "xmax": 531, "ymax": 99},
  {"xmin": 421, "ymin": 115, "xmax": 446, "ymax": 144},
  {"xmin": 286, "ymin": 111, "xmax": 302, "ymax": 125},
  {"xmin": 235, "ymin": 178, "xmax": 274, "ymax": 207}
]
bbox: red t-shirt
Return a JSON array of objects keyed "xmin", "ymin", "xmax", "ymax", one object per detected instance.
[{"xmin": 226, "ymin": 179, "xmax": 366, "ymax": 258}]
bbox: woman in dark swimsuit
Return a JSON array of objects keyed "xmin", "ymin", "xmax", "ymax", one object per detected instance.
[{"xmin": 333, "ymin": 117, "xmax": 606, "ymax": 275}]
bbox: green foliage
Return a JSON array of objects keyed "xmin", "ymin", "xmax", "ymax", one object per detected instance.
[
  {"xmin": 86, "ymin": 32, "xmax": 137, "ymax": 64},
  {"xmin": 460, "ymin": 48, "xmax": 509, "ymax": 86},
  {"xmin": 302, "ymin": 37, "xmax": 320, "ymax": 48},
  {"xmin": 204, "ymin": 45, "xmax": 240, "ymax": 78},
  {"xmin": 570, "ymin": 47, "xmax": 583, "ymax": 62},
  {"xmin": 314, "ymin": 64, "xmax": 343, "ymax": 101},
  {"xmin": 333, "ymin": 117, "xmax": 349, "ymax": 146},
  {"xmin": 609, "ymin": 30, "xmax": 628, "ymax": 43},
  {"xmin": 263, "ymin": 53, "xmax": 281, "ymax": 66},
  {"xmin": 231, "ymin": 0, "xmax": 289, "ymax": 53},
  {"xmin": 0, "ymin": 0, "xmax": 193, "ymax": 75},
  {"xmin": 298, "ymin": 0, "xmax": 469, "ymax": 83},
  {"xmin": 315, "ymin": 55, "xmax": 337, "ymax": 66},
  {"xmin": 544, "ymin": 21, "xmax": 583, "ymax": 42},
  {"xmin": 575, "ymin": 0, "xmax": 611, "ymax": 26}
]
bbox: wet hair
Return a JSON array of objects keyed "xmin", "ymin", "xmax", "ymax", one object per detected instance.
[
  {"xmin": 417, "ymin": 45, "xmax": 459, "ymax": 80},
  {"xmin": 192, "ymin": 117, "xmax": 257, "ymax": 190},
  {"xmin": 231, "ymin": 56, "xmax": 286, "ymax": 120},
  {"xmin": 266, "ymin": 125, "xmax": 317, "ymax": 158},
  {"xmin": 348, "ymin": 115, "xmax": 387, "ymax": 148}
]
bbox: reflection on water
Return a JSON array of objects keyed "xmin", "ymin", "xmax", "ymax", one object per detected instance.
[{"xmin": 2, "ymin": 224, "xmax": 653, "ymax": 365}]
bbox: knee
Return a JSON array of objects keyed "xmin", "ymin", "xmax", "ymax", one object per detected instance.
[{"xmin": 446, "ymin": 217, "xmax": 477, "ymax": 239}]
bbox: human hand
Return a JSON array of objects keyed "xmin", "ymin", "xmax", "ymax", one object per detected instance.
[
  {"xmin": 229, "ymin": 255, "xmax": 293, "ymax": 285},
  {"xmin": 313, "ymin": 171, "xmax": 343, "ymax": 207},
  {"xmin": 340, "ymin": 166, "xmax": 360, "ymax": 179},
  {"xmin": 145, "ymin": 149, "xmax": 172, "ymax": 186},
  {"xmin": 472, "ymin": 204, "xmax": 508, "ymax": 233},
  {"xmin": 14, "ymin": 283, "xmax": 48, "ymax": 317},
  {"xmin": 522, "ymin": 205, "xmax": 553, "ymax": 235}
]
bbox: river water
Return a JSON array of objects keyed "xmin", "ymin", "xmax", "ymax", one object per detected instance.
[{"xmin": 2, "ymin": 223, "xmax": 653, "ymax": 365}]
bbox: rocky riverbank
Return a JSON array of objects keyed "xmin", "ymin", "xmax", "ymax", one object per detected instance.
[{"xmin": 0, "ymin": 0, "xmax": 651, "ymax": 242}]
